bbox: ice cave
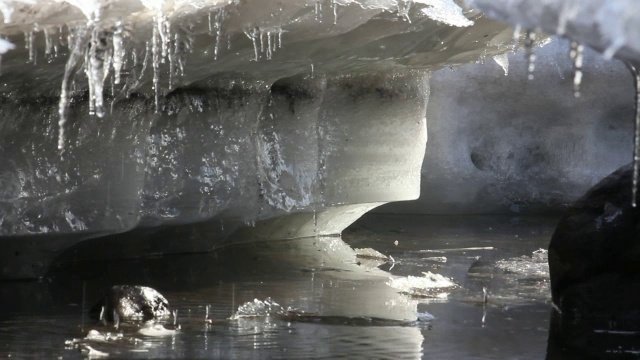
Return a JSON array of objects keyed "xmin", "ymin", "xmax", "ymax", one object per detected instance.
[{"xmin": 0, "ymin": 0, "xmax": 639, "ymax": 358}]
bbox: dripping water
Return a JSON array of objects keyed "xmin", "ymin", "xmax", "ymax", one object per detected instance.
[
  {"xmin": 569, "ymin": 41, "xmax": 584, "ymax": 98},
  {"xmin": 627, "ymin": 62, "xmax": 640, "ymax": 207},
  {"xmin": 524, "ymin": 30, "xmax": 536, "ymax": 80}
]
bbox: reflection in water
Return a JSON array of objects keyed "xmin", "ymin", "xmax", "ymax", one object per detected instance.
[{"xmin": 0, "ymin": 214, "xmax": 572, "ymax": 359}]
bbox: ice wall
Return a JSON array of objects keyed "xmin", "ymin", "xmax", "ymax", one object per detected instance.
[
  {"xmin": 0, "ymin": 0, "xmax": 638, "ymax": 278},
  {"xmin": 380, "ymin": 37, "xmax": 634, "ymax": 214},
  {"xmin": 0, "ymin": 0, "xmax": 510, "ymax": 241}
]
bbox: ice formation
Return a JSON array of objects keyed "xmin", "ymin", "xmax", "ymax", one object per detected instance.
[
  {"xmin": 232, "ymin": 298, "xmax": 291, "ymax": 319},
  {"xmin": 0, "ymin": 0, "xmax": 639, "ymax": 279}
]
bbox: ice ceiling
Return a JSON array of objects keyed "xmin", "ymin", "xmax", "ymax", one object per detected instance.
[{"xmin": 0, "ymin": 0, "xmax": 639, "ymax": 279}]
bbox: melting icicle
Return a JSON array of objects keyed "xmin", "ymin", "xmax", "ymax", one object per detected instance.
[
  {"xmin": 85, "ymin": 28, "xmax": 111, "ymax": 118},
  {"xmin": 266, "ymin": 30, "xmax": 272, "ymax": 60},
  {"xmin": 152, "ymin": 20, "xmax": 161, "ymax": 111},
  {"xmin": 25, "ymin": 31, "xmax": 35, "ymax": 63},
  {"xmin": 277, "ymin": 28, "xmax": 282, "ymax": 48},
  {"xmin": 493, "ymin": 53, "xmax": 509, "ymax": 76},
  {"xmin": 259, "ymin": 28, "xmax": 264, "ymax": 54},
  {"xmin": 58, "ymin": 26, "xmax": 90, "ymax": 150},
  {"xmin": 213, "ymin": 9, "xmax": 224, "ymax": 60},
  {"xmin": 628, "ymin": 63, "xmax": 640, "ymax": 207},
  {"xmin": 332, "ymin": 0, "xmax": 338, "ymax": 24},
  {"xmin": 569, "ymin": 41, "xmax": 584, "ymax": 98},
  {"xmin": 44, "ymin": 28, "xmax": 53, "ymax": 61},
  {"xmin": 524, "ymin": 30, "xmax": 536, "ymax": 80},
  {"xmin": 112, "ymin": 22, "xmax": 124, "ymax": 84},
  {"xmin": 244, "ymin": 28, "xmax": 259, "ymax": 61}
]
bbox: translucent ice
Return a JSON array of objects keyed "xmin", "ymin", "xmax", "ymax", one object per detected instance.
[{"xmin": 386, "ymin": 272, "xmax": 456, "ymax": 298}]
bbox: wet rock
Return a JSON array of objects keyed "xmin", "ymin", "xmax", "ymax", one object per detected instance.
[
  {"xmin": 548, "ymin": 163, "xmax": 640, "ymax": 320},
  {"xmin": 91, "ymin": 285, "xmax": 171, "ymax": 322}
]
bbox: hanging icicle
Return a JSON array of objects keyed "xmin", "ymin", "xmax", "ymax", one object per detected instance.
[
  {"xmin": 569, "ymin": 41, "xmax": 584, "ymax": 98},
  {"xmin": 523, "ymin": 30, "xmax": 536, "ymax": 80}
]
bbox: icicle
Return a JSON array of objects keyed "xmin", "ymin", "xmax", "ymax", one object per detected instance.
[
  {"xmin": 259, "ymin": 28, "xmax": 264, "ymax": 54},
  {"xmin": 493, "ymin": 53, "xmax": 509, "ymax": 76},
  {"xmin": 112, "ymin": 22, "xmax": 124, "ymax": 85},
  {"xmin": 25, "ymin": 31, "xmax": 35, "ymax": 63},
  {"xmin": 213, "ymin": 9, "xmax": 224, "ymax": 60},
  {"xmin": 628, "ymin": 63, "xmax": 640, "ymax": 207},
  {"xmin": 569, "ymin": 41, "xmax": 584, "ymax": 98},
  {"xmin": 266, "ymin": 30, "xmax": 272, "ymax": 60},
  {"xmin": 85, "ymin": 28, "xmax": 111, "ymax": 118},
  {"xmin": 44, "ymin": 28, "xmax": 53, "ymax": 61},
  {"xmin": 310, "ymin": 64, "xmax": 314, "ymax": 78},
  {"xmin": 59, "ymin": 25, "xmax": 91, "ymax": 151},
  {"xmin": 271, "ymin": 31, "xmax": 276, "ymax": 53},
  {"xmin": 208, "ymin": 12, "xmax": 213, "ymax": 35},
  {"xmin": 277, "ymin": 28, "xmax": 282, "ymax": 48},
  {"xmin": 244, "ymin": 28, "xmax": 259, "ymax": 61},
  {"xmin": 155, "ymin": 14, "xmax": 170, "ymax": 63},
  {"xmin": 332, "ymin": 0, "xmax": 338, "ymax": 24},
  {"xmin": 524, "ymin": 30, "xmax": 536, "ymax": 80},
  {"xmin": 152, "ymin": 20, "xmax": 161, "ymax": 112}
]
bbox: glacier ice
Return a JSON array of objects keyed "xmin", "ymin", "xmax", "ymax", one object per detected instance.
[{"xmin": 0, "ymin": 0, "xmax": 639, "ymax": 279}]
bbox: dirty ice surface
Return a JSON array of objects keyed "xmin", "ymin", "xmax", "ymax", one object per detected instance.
[{"xmin": 0, "ymin": 214, "xmax": 559, "ymax": 358}]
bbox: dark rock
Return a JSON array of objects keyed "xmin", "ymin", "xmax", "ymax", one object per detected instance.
[
  {"xmin": 91, "ymin": 285, "xmax": 171, "ymax": 322},
  {"xmin": 549, "ymin": 163, "xmax": 640, "ymax": 320}
]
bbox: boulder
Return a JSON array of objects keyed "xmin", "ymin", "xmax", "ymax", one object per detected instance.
[
  {"xmin": 91, "ymin": 285, "xmax": 171, "ymax": 322},
  {"xmin": 549, "ymin": 163, "xmax": 640, "ymax": 321}
]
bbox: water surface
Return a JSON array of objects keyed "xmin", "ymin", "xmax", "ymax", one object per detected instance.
[{"xmin": 0, "ymin": 214, "xmax": 556, "ymax": 359}]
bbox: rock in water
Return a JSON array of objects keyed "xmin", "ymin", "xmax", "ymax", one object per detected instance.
[
  {"xmin": 549, "ymin": 163, "xmax": 640, "ymax": 321},
  {"xmin": 91, "ymin": 285, "xmax": 171, "ymax": 322}
]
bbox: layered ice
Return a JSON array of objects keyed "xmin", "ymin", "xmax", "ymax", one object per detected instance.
[
  {"xmin": 465, "ymin": 0, "xmax": 640, "ymax": 64},
  {"xmin": 0, "ymin": 0, "xmax": 639, "ymax": 279}
]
